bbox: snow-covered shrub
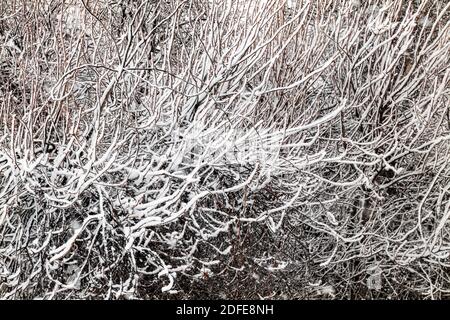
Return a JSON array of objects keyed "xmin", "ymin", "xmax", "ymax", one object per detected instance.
[{"xmin": 0, "ymin": 0, "xmax": 449, "ymax": 299}]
